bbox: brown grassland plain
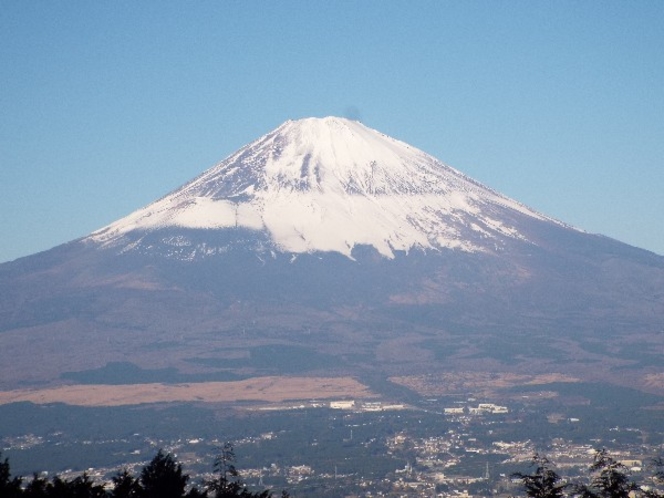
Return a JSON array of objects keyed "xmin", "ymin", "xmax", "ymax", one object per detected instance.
[{"xmin": 0, "ymin": 376, "xmax": 375, "ymax": 407}]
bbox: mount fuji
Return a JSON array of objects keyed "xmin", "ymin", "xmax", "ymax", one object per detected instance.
[
  {"xmin": 89, "ymin": 117, "xmax": 561, "ymax": 259},
  {"xmin": 1, "ymin": 117, "xmax": 663, "ymax": 401}
]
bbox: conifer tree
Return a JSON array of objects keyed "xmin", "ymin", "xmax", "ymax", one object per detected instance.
[
  {"xmin": 111, "ymin": 469, "xmax": 141, "ymax": 498},
  {"xmin": 575, "ymin": 449, "xmax": 637, "ymax": 498},
  {"xmin": 0, "ymin": 453, "xmax": 23, "ymax": 498},
  {"xmin": 139, "ymin": 449, "xmax": 189, "ymax": 498},
  {"xmin": 512, "ymin": 453, "xmax": 568, "ymax": 498}
]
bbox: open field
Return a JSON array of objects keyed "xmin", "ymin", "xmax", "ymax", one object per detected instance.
[
  {"xmin": 389, "ymin": 372, "xmax": 581, "ymax": 397},
  {"xmin": 0, "ymin": 376, "xmax": 375, "ymax": 407}
]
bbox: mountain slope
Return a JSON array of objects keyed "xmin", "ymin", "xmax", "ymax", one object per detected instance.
[{"xmin": 0, "ymin": 117, "xmax": 663, "ymax": 399}]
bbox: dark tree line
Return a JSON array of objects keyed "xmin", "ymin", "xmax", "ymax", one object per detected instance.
[
  {"xmin": 4, "ymin": 447, "xmax": 662, "ymax": 498},
  {"xmin": 513, "ymin": 450, "xmax": 664, "ymax": 498},
  {"xmin": 0, "ymin": 445, "xmax": 288, "ymax": 498}
]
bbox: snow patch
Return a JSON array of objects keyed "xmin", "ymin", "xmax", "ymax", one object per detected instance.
[{"xmin": 89, "ymin": 117, "xmax": 571, "ymax": 259}]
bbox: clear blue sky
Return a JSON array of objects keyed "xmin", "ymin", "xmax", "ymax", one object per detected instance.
[{"xmin": 1, "ymin": 1, "xmax": 663, "ymax": 262}]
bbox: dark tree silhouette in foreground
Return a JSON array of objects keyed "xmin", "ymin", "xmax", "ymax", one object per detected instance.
[
  {"xmin": 22, "ymin": 474, "xmax": 48, "ymax": 498},
  {"xmin": 47, "ymin": 473, "xmax": 106, "ymax": 498},
  {"xmin": 1, "ymin": 446, "xmax": 288, "ymax": 497},
  {"xmin": 0, "ymin": 453, "xmax": 23, "ymax": 498},
  {"xmin": 512, "ymin": 453, "xmax": 568, "ymax": 498},
  {"xmin": 139, "ymin": 450, "xmax": 189, "ymax": 498},
  {"xmin": 513, "ymin": 450, "xmax": 664, "ymax": 498},
  {"xmin": 575, "ymin": 449, "xmax": 638, "ymax": 498},
  {"xmin": 110, "ymin": 469, "xmax": 140, "ymax": 498},
  {"xmin": 206, "ymin": 443, "xmax": 273, "ymax": 498}
]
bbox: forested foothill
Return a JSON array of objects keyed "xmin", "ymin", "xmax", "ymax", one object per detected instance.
[{"xmin": 0, "ymin": 444, "xmax": 288, "ymax": 498}]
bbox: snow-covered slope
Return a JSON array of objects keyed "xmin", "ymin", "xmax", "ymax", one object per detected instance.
[{"xmin": 89, "ymin": 117, "xmax": 565, "ymax": 259}]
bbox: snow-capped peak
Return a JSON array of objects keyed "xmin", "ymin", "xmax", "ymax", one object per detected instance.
[{"xmin": 89, "ymin": 117, "xmax": 562, "ymax": 259}]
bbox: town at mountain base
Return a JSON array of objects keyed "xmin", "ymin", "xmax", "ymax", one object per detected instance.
[{"xmin": 2, "ymin": 448, "xmax": 663, "ymax": 498}]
